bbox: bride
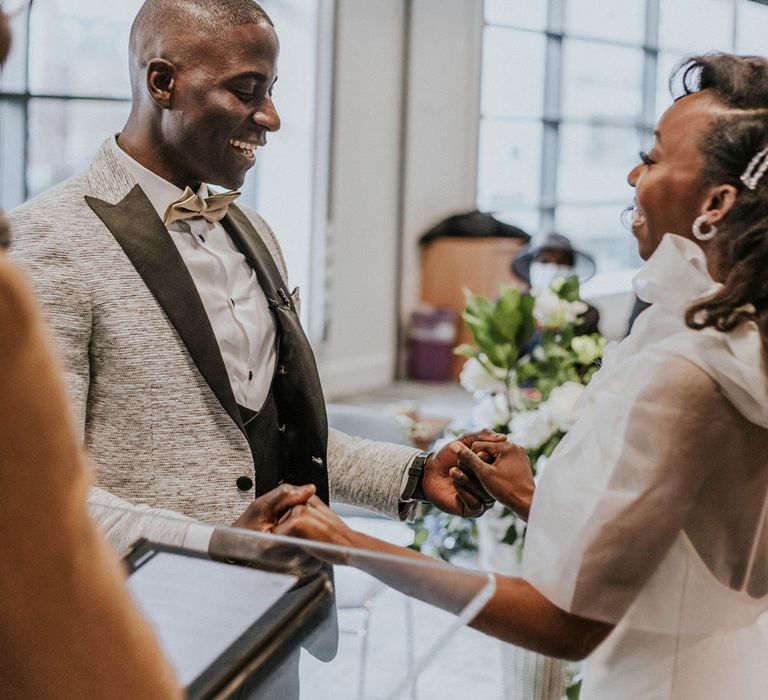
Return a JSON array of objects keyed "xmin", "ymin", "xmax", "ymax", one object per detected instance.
[{"xmin": 275, "ymin": 53, "xmax": 768, "ymax": 699}]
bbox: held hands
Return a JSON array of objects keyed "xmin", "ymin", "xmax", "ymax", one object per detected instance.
[
  {"xmin": 230, "ymin": 483, "xmax": 317, "ymax": 532},
  {"xmin": 208, "ymin": 484, "xmax": 323, "ymax": 574},
  {"xmin": 274, "ymin": 495, "xmax": 361, "ymax": 564},
  {"xmin": 422, "ymin": 430, "xmax": 507, "ymax": 517},
  {"xmin": 448, "ymin": 439, "xmax": 535, "ymax": 522}
]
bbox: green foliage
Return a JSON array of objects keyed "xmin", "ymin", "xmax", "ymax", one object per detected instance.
[
  {"xmin": 501, "ymin": 523, "xmax": 518, "ymax": 546},
  {"xmin": 552, "ymin": 275, "xmax": 581, "ymax": 302},
  {"xmin": 453, "ymin": 343, "xmax": 478, "ymax": 359},
  {"xmin": 523, "ymin": 330, "xmax": 604, "ymax": 400},
  {"xmin": 566, "ymin": 679, "xmax": 582, "ymax": 700},
  {"xmin": 461, "ymin": 287, "xmax": 535, "ymax": 371},
  {"xmin": 408, "ymin": 507, "xmax": 479, "ymax": 562}
]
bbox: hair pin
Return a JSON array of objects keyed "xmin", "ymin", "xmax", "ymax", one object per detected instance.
[{"xmin": 740, "ymin": 144, "xmax": 768, "ymax": 190}]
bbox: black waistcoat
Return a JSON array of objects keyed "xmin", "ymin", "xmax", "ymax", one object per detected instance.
[{"xmin": 222, "ymin": 208, "xmax": 330, "ymax": 503}]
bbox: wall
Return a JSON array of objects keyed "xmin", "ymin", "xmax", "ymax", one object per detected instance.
[
  {"xmin": 318, "ymin": 0, "xmax": 484, "ymax": 398},
  {"xmin": 317, "ymin": 0, "xmax": 407, "ymax": 398},
  {"xmin": 399, "ymin": 0, "xmax": 484, "ymax": 338}
]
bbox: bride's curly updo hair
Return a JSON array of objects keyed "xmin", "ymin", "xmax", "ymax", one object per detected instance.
[{"xmin": 678, "ymin": 54, "xmax": 768, "ymax": 351}]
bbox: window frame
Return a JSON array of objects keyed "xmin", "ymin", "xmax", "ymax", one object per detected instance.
[{"xmin": 477, "ymin": 0, "xmax": 762, "ymax": 274}]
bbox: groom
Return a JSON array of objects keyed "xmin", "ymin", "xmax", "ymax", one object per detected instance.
[{"xmin": 9, "ymin": 0, "xmax": 495, "ymax": 554}]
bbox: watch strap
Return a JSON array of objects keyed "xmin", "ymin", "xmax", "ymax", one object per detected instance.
[{"xmin": 402, "ymin": 451, "xmax": 431, "ymax": 503}]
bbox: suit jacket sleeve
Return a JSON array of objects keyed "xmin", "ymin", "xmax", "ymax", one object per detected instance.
[
  {"xmin": 88, "ymin": 486, "xmax": 194, "ymax": 555},
  {"xmin": 327, "ymin": 428, "xmax": 420, "ymax": 519}
]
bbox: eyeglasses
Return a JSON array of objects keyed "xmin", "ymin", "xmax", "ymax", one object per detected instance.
[{"xmin": 0, "ymin": 0, "xmax": 34, "ymax": 19}]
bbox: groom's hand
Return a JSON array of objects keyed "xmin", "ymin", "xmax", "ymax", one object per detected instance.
[
  {"xmin": 231, "ymin": 483, "xmax": 317, "ymax": 532},
  {"xmin": 421, "ymin": 430, "xmax": 506, "ymax": 517}
]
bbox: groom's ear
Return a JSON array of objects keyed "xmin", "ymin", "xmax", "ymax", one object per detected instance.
[{"xmin": 146, "ymin": 58, "xmax": 177, "ymax": 110}]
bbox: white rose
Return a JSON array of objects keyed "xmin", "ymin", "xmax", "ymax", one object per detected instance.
[
  {"xmin": 459, "ymin": 356, "xmax": 506, "ymax": 394},
  {"xmin": 532, "ymin": 287, "xmax": 588, "ymax": 328},
  {"xmin": 472, "ymin": 393, "xmax": 511, "ymax": 430},
  {"xmin": 546, "ymin": 381, "xmax": 586, "ymax": 431},
  {"xmin": 508, "ymin": 408, "xmax": 557, "ymax": 450}
]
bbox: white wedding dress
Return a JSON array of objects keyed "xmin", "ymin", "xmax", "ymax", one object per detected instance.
[{"xmin": 523, "ymin": 234, "xmax": 768, "ymax": 699}]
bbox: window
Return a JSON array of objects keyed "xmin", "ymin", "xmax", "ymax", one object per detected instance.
[
  {"xmin": 0, "ymin": 0, "xmax": 139, "ymax": 209},
  {"xmin": 0, "ymin": 0, "xmax": 333, "ymax": 337},
  {"xmin": 478, "ymin": 0, "xmax": 768, "ymax": 275}
]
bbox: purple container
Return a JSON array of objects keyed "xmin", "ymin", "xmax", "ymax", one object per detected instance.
[{"xmin": 406, "ymin": 307, "xmax": 458, "ymax": 381}]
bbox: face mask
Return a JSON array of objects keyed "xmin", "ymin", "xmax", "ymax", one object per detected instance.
[{"xmin": 529, "ymin": 262, "xmax": 573, "ymax": 290}]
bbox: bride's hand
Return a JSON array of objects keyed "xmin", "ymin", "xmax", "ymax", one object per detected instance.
[
  {"xmin": 448, "ymin": 440, "xmax": 535, "ymax": 521},
  {"xmin": 273, "ymin": 496, "xmax": 362, "ymax": 564}
]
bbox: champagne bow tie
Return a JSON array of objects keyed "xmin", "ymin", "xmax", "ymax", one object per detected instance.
[{"xmin": 162, "ymin": 187, "xmax": 241, "ymax": 226}]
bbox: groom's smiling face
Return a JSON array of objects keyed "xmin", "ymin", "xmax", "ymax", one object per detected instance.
[{"xmin": 157, "ymin": 21, "xmax": 282, "ymax": 190}]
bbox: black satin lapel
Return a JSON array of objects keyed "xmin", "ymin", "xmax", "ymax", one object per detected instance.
[
  {"xmin": 223, "ymin": 204, "xmax": 287, "ymax": 297},
  {"xmin": 85, "ymin": 186, "xmax": 244, "ymax": 432}
]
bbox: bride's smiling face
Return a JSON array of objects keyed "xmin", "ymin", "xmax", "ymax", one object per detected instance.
[{"xmin": 626, "ymin": 91, "xmax": 723, "ymax": 260}]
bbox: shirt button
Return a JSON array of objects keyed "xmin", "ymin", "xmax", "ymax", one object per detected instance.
[
  {"xmin": 230, "ymin": 298, "xmax": 236, "ymax": 307},
  {"xmin": 236, "ymin": 476, "xmax": 254, "ymax": 491},
  {"xmin": 248, "ymin": 370, "xmax": 253, "ymax": 381},
  {"xmin": 199, "ymin": 234, "xmax": 206, "ymax": 243}
]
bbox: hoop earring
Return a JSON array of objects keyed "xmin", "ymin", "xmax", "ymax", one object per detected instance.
[{"xmin": 692, "ymin": 214, "xmax": 717, "ymax": 241}]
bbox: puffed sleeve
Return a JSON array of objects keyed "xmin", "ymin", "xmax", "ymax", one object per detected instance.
[{"xmin": 523, "ymin": 353, "xmax": 736, "ymax": 625}]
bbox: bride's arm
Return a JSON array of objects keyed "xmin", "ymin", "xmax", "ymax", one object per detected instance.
[{"xmin": 274, "ymin": 497, "xmax": 612, "ymax": 660}]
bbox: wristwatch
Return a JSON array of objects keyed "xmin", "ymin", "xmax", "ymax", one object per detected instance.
[{"xmin": 402, "ymin": 451, "xmax": 432, "ymax": 502}]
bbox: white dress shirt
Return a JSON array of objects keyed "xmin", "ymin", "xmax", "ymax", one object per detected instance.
[{"xmin": 111, "ymin": 137, "xmax": 276, "ymax": 412}]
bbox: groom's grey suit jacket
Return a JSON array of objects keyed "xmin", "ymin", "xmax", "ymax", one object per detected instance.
[{"xmin": 9, "ymin": 140, "xmax": 418, "ymax": 552}]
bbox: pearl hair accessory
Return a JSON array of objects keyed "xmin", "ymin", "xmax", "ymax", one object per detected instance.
[{"xmin": 740, "ymin": 144, "xmax": 768, "ymax": 190}]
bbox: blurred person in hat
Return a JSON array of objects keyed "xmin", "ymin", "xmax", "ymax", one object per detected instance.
[{"xmin": 512, "ymin": 231, "xmax": 600, "ymax": 340}]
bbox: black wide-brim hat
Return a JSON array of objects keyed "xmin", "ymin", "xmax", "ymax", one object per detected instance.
[{"xmin": 512, "ymin": 232, "xmax": 597, "ymax": 285}]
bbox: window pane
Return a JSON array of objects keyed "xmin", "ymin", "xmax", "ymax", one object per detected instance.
[
  {"xmin": 252, "ymin": 0, "xmax": 322, "ymax": 319},
  {"xmin": 477, "ymin": 119, "xmax": 543, "ymax": 212},
  {"xmin": 557, "ymin": 124, "xmax": 642, "ymax": 204},
  {"xmin": 561, "ymin": 40, "xmax": 644, "ymax": 121},
  {"xmin": 481, "ymin": 27, "xmax": 546, "ymax": 118},
  {"xmin": 564, "ymin": 0, "xmax": 646, "ymax": 44},
  {"xmin": 0, "ymin": 5, "xmax": 29, "ymax": 93},
  {"xmin": 659, "ymin": 0, "xmax": 734, "ymax": 55},
  {"xmin": 655, "ymin": 51, "xmax": 688, "ymax": 120},
  {"xmin": 484, "ymin": 0, "xmax": 548, "ymax": 31},
  {"xmin": 736, "ymin": 0, "xmax": 768, "ymax": 55},
  {"xmin": 27, "ymin": 99, "xmax": 131, "ymax": 197},
  {"xmin": 555, "ymin": 204, "xmax": 642, "ymax": 272},
  {"xmin": 0, "ymin": 100, "xmax": 25, "ymax": 210},
  {"xmin": 28, "ymin": 0, "xmax": 142, "ymax": 98}
]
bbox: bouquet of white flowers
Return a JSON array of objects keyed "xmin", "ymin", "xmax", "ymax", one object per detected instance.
[
  {"xmin": 410, "ymin": 276, "xmax": 605, "ymax": 558},
  {"xmin": 443, "ymin": 277, "xmax": 599, "ymax": 700}
]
